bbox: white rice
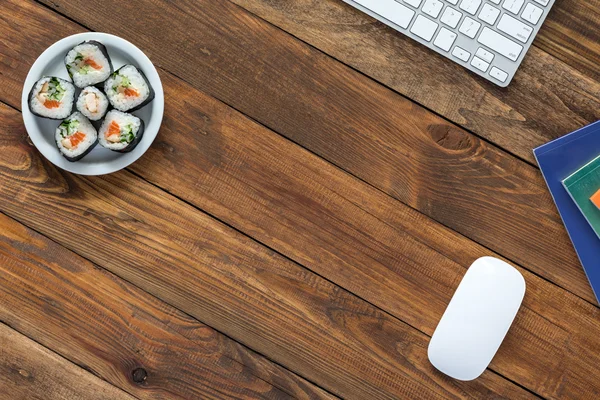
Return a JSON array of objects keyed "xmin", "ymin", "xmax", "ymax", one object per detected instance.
[
  {"xmin": 76, "ymin": 86, "xmax": 109, "ymax": 121},
  {"xmin": 98, "ymin": 110, "xmax": 142, "ymax": 151},
  {"xmin": 104, "ymin": 65, "xmax": 150, "ymax": 112},
  {"xmin": 29, "ymin": 77, "xmax": 75, "ymax": 120},
  {"xmin": 65, "ymin": 43, "xmax": 112, "ymax": 87},
  {"xmin": 55, "ymin": 112, "xmax": 97, "ymax": 160}
]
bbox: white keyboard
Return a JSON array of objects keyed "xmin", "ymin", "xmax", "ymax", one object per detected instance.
[{"xmin": 342, "ymin": 0, "xmax": 555, "ymax": 86}]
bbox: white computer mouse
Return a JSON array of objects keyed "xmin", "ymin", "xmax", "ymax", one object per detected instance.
[{"xmin": 428, "ymin": 256, "xmax": 525, "ymax": 381}]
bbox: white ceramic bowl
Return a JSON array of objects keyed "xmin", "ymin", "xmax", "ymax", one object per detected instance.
[{"xmin": 21, "ymin": 32, "xmax": 164, "ymax": 175}]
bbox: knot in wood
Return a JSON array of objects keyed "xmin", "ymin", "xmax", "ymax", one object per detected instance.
[{"xmin": 132, "ymin": 367, "xmax": 147, "ymax": 384}]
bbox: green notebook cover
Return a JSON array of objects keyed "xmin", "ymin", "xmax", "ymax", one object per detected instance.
[{"xmin": 563, "ymin": 155, "xmax": 600, "ymax": 240}]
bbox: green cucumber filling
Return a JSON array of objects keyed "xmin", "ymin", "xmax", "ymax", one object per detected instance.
[
  {"xmin": 46, "ymin": 78, "xmax": 66, "ymax": 101},
  {"xmin": 68, "ymin": 52, "xmax": 93, "ymax": 75},
  {"xmin": 111, "ymin": 74, "xmax": 131, "ymax": 92},
  {"xmin": 58, "ymin": 119, "xmax": 80, "ymax": 138},
  {"xmin": 120, "ymin": 124, "xmax": 135, "ymax": 143}
]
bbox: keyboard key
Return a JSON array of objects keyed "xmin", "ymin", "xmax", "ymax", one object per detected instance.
[
  {"xmin": 352, "ymin": 0, "xmax": 415, "ymax": 29},
  {"xmin": 459, "ymin": 17, "xmax": 481, "ymax": 38},
  {"xmin": 479, "ymin": 4, "xmax": 501, "ymax": 25},
  {"xmin": 410, "ymin": 15, "xmax": 439, "ymax": 41},
  {"xmin": 452, "ymin": 46, "xmax": 471, "ymax": 61},
  {"xmin": 433, "ymin": 27, "xmax": 458, "ymax": 51},
  {"xmin": 478, "ymin": 27, "xmax": 523, "ymax": 61},
  {"xmin": 490, "ymin": 67, "xmax": 509, "ymax": 82},
  {"xmin": 404, "ymin": 0, "xmax": 423, "ymax": 8},
  {"xmin": 475, "ymin": 47, "xmax": 494, "ymax": 62},
  {"xmin": 460, "ymin": 0, "xmax": 482, "ymax": 15},
  {"xmin": 422, "ymin": 0, "xmax": 444, "ymax": 18},
  {"xmin": 522, "ymin": 3, "xmax": 543, "ymax": 24},
  {"xmin": 471, "ymin": 56, "xmax": 490, "ymax": 72},
  {"xmin": 345, "ymin": 0, "xmax": 553, "ymax": 86},
  {"xmin": 497, "ymin": 14, "xmax": 534, "ymax": 43},
  {"xmin": 502, "ymin": 0, "xmax": 525, "ymax": 14},
  {"xmin": 440, "ymin": 7, "xmax": 463, "ymax": 28}
]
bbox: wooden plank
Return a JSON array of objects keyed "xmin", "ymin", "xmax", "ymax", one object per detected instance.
[
  {"xmin": 226, "ymin": 0, "xmax": 600, "ymax": 163},
  {"xmin": 2, "ymin": 3, "xmax": 599, "ymax": 396},
  {"xmin": 0, "ymin": 212, "xmax": 331, "ymax": 400},
  {"xmin": 0, "ymin": 322, "xmax": 136, "ymax": 400},
  {"xmin": 83, "ymin": 72, "xmax": 600, "ymax": 398},
  {"xmin": 16, "ymin": 0, "xmax": 595, "ymax": 304},
  {"xmin": 536, "ymin": 0, "xmax": 600, "ymax": 82},
  {"xmin": 1, "ymin": 61, "xmax": 600, "ymax": 398},
  {"xmin": 127, "ymin": 72, "xmax": 600, "ymax": 399},
  {"xmin": 0, "ymin": 104, "xmax": 533, "ymax": 399}
]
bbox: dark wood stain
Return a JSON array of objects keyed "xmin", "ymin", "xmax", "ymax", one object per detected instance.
[
  {"xmin": 0, "ymin": 0, "xmax": 599, "ymax": 398},
  {"xmin": 24, "ymin": 0, "xmax": 596, "ymax": 304},
  {"xmin": 0, "ymin": 103, "xmax": 532, "ymax": 399}
]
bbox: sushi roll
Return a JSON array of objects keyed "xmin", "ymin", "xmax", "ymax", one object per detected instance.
[
  {"xmin": 98, "ymin": 110, "xmax": 144, "ymax": 153},
  {"xmin": 28, "ymin": 77, "xmax": 75, "ymax": 120},
  {"xmin": 55, "ymin": 112, "xmax": 98, "ymax": 162},
  {"xmin": 76, "ymin": 86, "xmax": 109, "ymax": 121},
  {"xmin": 65, "ymin": 41, "xmax": 113, "ymax": 88},
  {"xmin": 104, "ymin": 65, "xmax": 154, "ymax": 112}
]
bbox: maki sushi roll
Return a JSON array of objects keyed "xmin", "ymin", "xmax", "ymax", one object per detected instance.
[
  {"xmin": 104, "ymin": 65, "xmax": 154, "ymax": 112},
  {"xmin": 98, "ymin": 110, "xmax": 144, "ymax": 153},
  {"xmin": 55, "ymin": 112, "xmax": 98, "ymax": 162},
  {"xmin": 65, "ymin": 41, "xmax": 113, "ymax": 88},
  {"xmin": 28, "ymin": 77, "xmax": 75, "ymax": 119},
  {"xmin": 76, "ymin": 86, "xmax": 109, "ymax": 121}
]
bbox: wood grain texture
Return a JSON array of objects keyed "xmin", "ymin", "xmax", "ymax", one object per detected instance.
[
  {"xmin": 0, "ymin": 322, "xmax": 136, "ymax": 400},
  {"xmin": 537, "ymin": 0, "xmax": 600, "ymax": 82},
  {"xmin": 227, "ymin": 0, "xmax": 600, "ymax": 164},
  {"xmin": 0, "ymin": 103, "xmax": 533, "ymax": 400},
  {"xmin": 4, "ymin": 1, "xmax": 600, "ymax": 398},
  {"xmin": 2, "ymin": 2, "xmax": 600, "ymax": 397},
  {"xmin": 20, "ymin": 0, "xmax": 596, "ymax": 304},
  {"xmin": 128, "ymin": 73, "xmax": 600, "ymax": 398},
  {"xmin": 3, "ymin": 62, "xmax": 600, "ymax": 398},
  {"xmin": 0, "ymin": 211, "xmax": 329, "ymax": 400}
]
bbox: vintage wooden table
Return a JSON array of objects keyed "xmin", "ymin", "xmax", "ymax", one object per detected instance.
[{"xmin": 1, "ymin": 0, "xmax": 599, "ymax": 399}]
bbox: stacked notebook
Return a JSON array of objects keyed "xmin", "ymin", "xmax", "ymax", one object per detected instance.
[{"xmin": 534, "ymin": 121, "xmax": 600, "ymax": 303}]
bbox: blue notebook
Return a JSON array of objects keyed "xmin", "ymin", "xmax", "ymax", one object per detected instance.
[{"xmin": 534, "ymin": 120, "xmax": 600, "ymax": 303}]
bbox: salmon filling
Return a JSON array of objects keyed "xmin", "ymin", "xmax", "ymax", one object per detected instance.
[
  {"xmin": 105, "ymin": 120, "xmax": 135, "ymax": 144},
  {"xmin": 111, "ymin": 74, "xmax": 139, "ymax": 97},
  {"xmin": 84, "ymin": 58, "xmax": 102, "ymax": 70},
  {"xmin": 67, "ymin": 52, "xmax": 104, "ymax": 75},
  {"xmin": 44, "ymin": 100, "xmax": 60, "ymax": 109},
  {"xmin": 58, "ymin": 119, "xmax": 87, "ymax": 150}
]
